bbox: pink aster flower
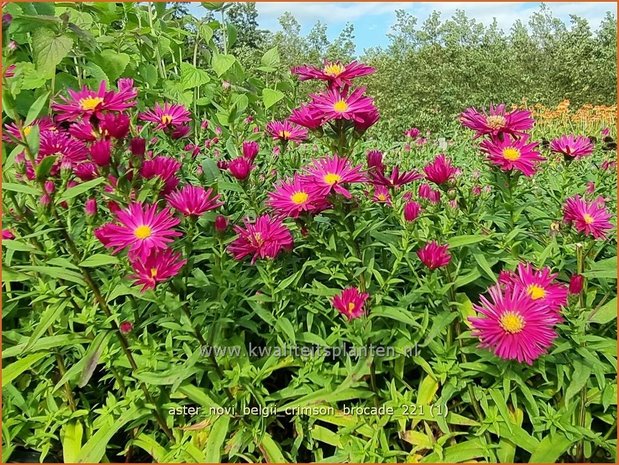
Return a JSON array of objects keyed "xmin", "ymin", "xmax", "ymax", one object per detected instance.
[
  {"xmin": 266, "ymin": 120, "xmax": 308, "ymax": 143},
  {"xmin": 309, "ymin": 87, "xmax": 377, "ymax": 124},
  {"xmin": 354, "ymin": 107, "xmax": 380, "ymax": 132},
  {"xmin": 228, "ymin": 214, "xmax": 294, "ymax": 264},
  {"xmin": 550, "ymin": 135, "xmax": 594, "ymax": 159},
  {"xmin": 242, "ymin": 141, "xmax": 259, "ymax": 161},
  {"xmin": 292, "ymin": 60, "xmax": 375, "ymax": 88},
  {"xmin": 500, "ymin": 263, "xmax": 568, "ymax": 316},
  {"xmin": 289, "ymin": 104, "xmax": 323, "ymax": 130},
  {"xmin": 418, "ymin": 183, "xmax": 441, "ymax": 204},
  {"xmin": 331, "ymin": 287, "xmax": 369, "ymax": 320},
  {"xmin": 423, "ymin": 154, "xmax": 457, "ymax": 185},
  {"xmin": 372, "ymin": 185, "xmax": 392, "ymax": 205},
  {"xmin": 417, "ymin": 241, "xmax": 451, "ymax": 270},
  {"xmin": 166, "ymin": 185, "xmax": 223, "ymax": 217},
  {"xmin": 140, "ymin": 156, "xmax": 182, "ymax": 194},
  {"xmin": 370, "ymin": 166, "xmax": 421, "ymax": 189},
  {"xmin": 480, "ymin": 134, "xmax": 544, "ymax": 176},
  {"xmin": 460, "ymin": 104, "xmax": 534, "ymax": 139},
  {"xmin": 40, "ymin": 131, "xmax": 89, "ymax": 165},
  {"xmin": 3, "ymin": 117, "xmax": 55, "ymax": 143},
  {"xmin": 99, "ymin": 112, "xmax": 130, "ymax": 139},
  {"xmin": 267, "ymin": 175, "xmax": 327, "ymax": 218},
  {"xmin": 563, "ymin": 195, "xmax": 613, "ymax": 239},
  {"xmin": 52, "ymin": 80, "xmax": 137, "ymax": 122},
  {"xmin": 95, "ymin": 203, "xmax": 182, "ymax": 260},
  {"xmin": 90, "ymin": 139, "xmax": 112, "ymax": 166},
  {"xmin": 405, "ymin": 128, "xmax": 420, "ymax": 139},
  {"xmin": 366, "ymin": 150, "xmax": 385, "ymax": 173},
  {"xmin": 304, "ymin": 155, "xmax": 366, "ymax": 199},
  {"xmin": 403, "ymin": 201, "xmax": 422, "ymax": 222},
  {"xmin": 469, "ymin": 284, "xmax": 558, "ymax": 365},
  {"xmin": 228, "ymin": 156, "xmax": 253, "ymax": 181},
  {"xmin": 139, "ymin": 103, "xmax": 191, "ymax": 130},
  {"xmin": 129, "ymin": 248, "xmax": 186, "ymax": 292}
]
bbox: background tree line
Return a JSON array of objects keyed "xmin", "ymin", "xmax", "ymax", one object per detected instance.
[{"xmin": 155, "ymin": 2, "xmax": 619, "ymax": 134}]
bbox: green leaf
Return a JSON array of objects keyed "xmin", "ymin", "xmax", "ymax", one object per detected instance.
[
  {"xmin": 25, "ymin": 92, "xmax": 50, "ymax": 126},
  {"xmin": 2, "ymin": 182, "xmax": 40, "ymax": 196},
  {"xmin": 36, "ymin": 157, "xmax": 57, "ymax": 181},
  {"xmin": 58, "ymin": 177, "xmax": 106, "ymax": 202},
  {"xmin": 79, "ymin": 254, "xmax": 119, "ymax": 268},
  {"xmin": 212, "ymin": 54, "xmax": 236, "ymax": 77},
  {"xmin": 447, "ymin": 234, "xmax": 489, "ymax": 248},
  {"xmin": 2, "ymin": 353, "xmax": 48, "ymax": 387},
  {"xmin": 18, "ymin": 265, "xmax": 86, "ymax": 286},
  {"xmin": 261, "ymin": 47, "xmax": 280, "ymax": 69},
  {"xmin": 27, "ymin": 124, "xmax": 41, "ymax": 158},
  {"xmin": 61, "ymin": 421, "xmax": 83, "ymax": 463},
  {"xmin": 22, "ymin": 301, "xmax": 69, "ymax": 354},
  {"xmin": 528, "ymin": 432, "xmax": 573, "ymax": 463},
  {"xmin": 564, "ymin": 360, "xmax": 591, "ymax": 403},
  {"xmin": 180, "ymin": 62, "xmax": 210, "ymax": 90},
  {"xmin": 75, "ymin": 405, "xmax": 145, "ymax": 463},
  {"xmin": 198, "ymin": 23, "xmax": 214, "ymax": 42},
  {"xmin": 589, "ymin": 297, "xmax": 617, "ymax": 324},
  {"xmin": 276, "ymin": 317, "xmax": 296, "ymax": 343},
  {"xmin": 204, "ymin": 415, "xmax": 230, "ymax": 462},
  {"xmin": 93, "ymin": 49, "xmax": 130, "ymax": 81},
  {"xmin": 259, "ymin": 432, "xmax": 286, "ymax": 463},
  {"xmin": 585, "ymin": 256, "xmax": 617, "ymax": 280},
  {"xmin": 417, "ymin": 375, "xmax": 438, "ymax": 405},
  {"xmin": 262, "ymin": 88, "xmax": 285, "ymax": 109},
  {"xmin": 32, "ymin": 28, "xmax": 74, "ymax": 76}
]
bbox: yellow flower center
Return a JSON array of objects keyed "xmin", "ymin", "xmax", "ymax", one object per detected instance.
[
  {"xmin": 527, "ymin": 284, "xmax": 546, "ymax": 300},
  {"xmin": 583, "ymin": 213, "xmax": 595, "ymax": 224},
  {"xmin": 377, "ymin": 194, "xmax": 387, "ymax": 201},
  {"xmin": 323, "ymin": 63, "xmax": 346, "ymax": 77},
  {"xmin": 347, "ymin": 302, "xmax": 356, "ymax": 313},
  {"xmin": 291, "ymin": 191, "xmax": 309, "ymax": 205},
  {"xmin": 161, "ymin": 114, "xmax": 173, "ymax": 125},
  {"xmin": 150, "ymin": 267, "xmax": 158, "ymax": 278},
  {"xmin": 503, "ymin": 147, "xmax": 521, "ymax": 161},
  {"xmin": 499, "ymin": 312, "xmax": 525, "ymax": 334},
  {"xmin": 23, "ymin": 125, "xmax": 32, "ymax": 136},
  {"xmin": 80, "ymin": 97, "xmax": 104, "ymax": 111},
  {"xmin": 134, "ymin": 225, "xmax": 152, "ymax": 239},
  {"xmin": 324, "ymin": 173, "xmax": 341, "ymax": 185},
  {"xmin": 333, "ymin": 100, "xmax": 349, "ymax": 113},
  {"xmin": 253, "ymin": 232, "xmax": 264, "ymax": 245},
  {"xmin": 486, "ymin": 115, "xmax": 506, "ymax": 129},
  {"xmin": 279, "ymin": 130, "xmax": 292, "ymax": 140}
]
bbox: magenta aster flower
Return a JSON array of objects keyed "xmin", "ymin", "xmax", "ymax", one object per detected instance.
[
  {"xmin": 228, "ymin": 214, "xmax": 294, "ymax": 264},
  {"xmin": 331, "ymin": 287, "xmax": 369, "ymax": 320},
  {"xmin": 403, "ymin": 201, "xmax": 422, "ymax": 222},
  {"xmin": 166, "ymin": 185, "xmax": 223, "ymax": 217},
  {"xmin": 417, "ymin": 241, "xmax": 451, "ymax": 269},
  {"xmin": 96, "ymin": 203, "xmax": 182, "ymax": 261},
  {"xmin": 99, "ymin": 112, "xmax": 130, "ymax": 139},
  {"xmin": 372, "ymin": 185, "xmax": 392, "ymax": 205},
  {"xmin": 423, "ymin": 154, "xmax": 457, "ymax": 185},
  {"xmin": 304, "ymin": 155, "xmax": 366, "ymax": 199},
  {"xmin": 129, "ymin": 248, "xmax": 186, "ymax": 291},
  {"xmin": 267, "ymin": 175, "xmax": 327, "ymax": 218},
  {"xmin": 469, "ymin": 285, "xmax": 558, "ymax": 365},
  {"xmin": 366, "ymin": 150, "xmax": 384, "ymax": 173},
  {"xmin": 309, "ymin": 87, "xmax": 377, "ymax": 124},
  {"xmin": 550, "ymin": 135, "xmax": 594, "ymax": 159},
  {"xmin": 52, "ymin": 80, "xmax": 137, "ymax": 122},
  {"xmin": 242, "ymin": 141, "xmax": 260, "ymax": 161},
  {"xmin": 90, "ymin": 139, "xmax": 112, "ymax": 167},
  {"xmin": 40, "ymin": 131, "xmax": 89, "ymax": 165},
  {"xmin": 460, "ymin": 104, "xmax": 534, "ymax": 139},
  {"xmin": 140, "ymin": 156, "xmax": 182, "ymax": 194},
  {"xmin": 266, "ymin": 120, "xmax": 308, "ymax": 143},
  {"xmin": 292, "ymin": 60, "xmax": 375, "ymax": 88},
  {"xmin": 563, "ymin": 195, "xmax": 613, "ymax": 239},
  {"xmin": 228, "ymin": 156, "xmax": 253, "ymax": 181},
  {"xmin": 418, "ymin": 183, "xmax": 441, "ymax": 204},
  {"xmin": 289, "ymin": 104, "xmax": 323, "ymax": 129},
  {"xmin": 404, "ymin": 128, "xmax": 420, "ymax": 139},
  {"xmin": 354, "ymin": 107, "xmax": 380, "ymax": 132},
  {"xmin": 3, "ymin": 117, "xmax": 55, "ymax": 143},
  {"xmin": 370, "ymin": 166, "xmax": 421, "ymax": 189},
  {"xmin": 2, "ymin": 229, "xmax": 15, "ymax": 240},
  {"xmin": 480, "ymin": 134, "xmax": 544, "ymax": 176},
  {"xmin": 139, "ymin": 103, "xmax": 191, "ymax": 130},
  {"xmin": 500, "ymin": 263, "xmax": 568, "ymax": 316}
]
